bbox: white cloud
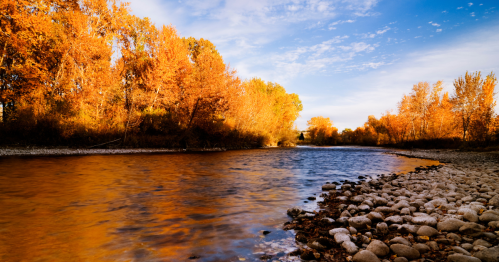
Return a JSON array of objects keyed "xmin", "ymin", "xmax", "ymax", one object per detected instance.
[
  {"xmin": 431, "ymin": 22, "xmax": 441, "ymax": 27},
  {"xmin": 471, "ymin": 12, "xmax": 476, "ymax": 17},
  {"xmin": 418, "ymin": 26, "xmax": 422, "ymax": 28},
  {"xmin": 436, "ymin": 29, "xmax": 443, "ymax": 32},
  {"xmin": 468, "ymin": 3, "xmax": 473, "ymax": 7},
  {"xmin": 415, "ymin": 36, "xmax": 422, "ymax": 38},
  {"xmin": 442, "ymin": 10, "xmax": 448, "ymax": 13},
  {"xmin": 376, "ymin": 26, "xmax": 391, "ymax": 35},
  {"xmin": 312, "ymin": 24, "xmax": 499, "ymax": 131},
  {"xmin": 457, "ymin": 6, "xmax": 463, "ymax": 9},
  {"xmin": 328, "ymin": 19, "xmax": 356, "ymax": 30}
]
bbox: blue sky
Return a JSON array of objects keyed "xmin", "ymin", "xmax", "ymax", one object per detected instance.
[{"xmin": 128, "ymin": 0, "xmax": 499, "ymax": 131}]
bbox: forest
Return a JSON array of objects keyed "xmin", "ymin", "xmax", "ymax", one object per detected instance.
[
  {"xmin": 0, "ymin": 0, "xmax": 303, "ymax": 148},
  {"xmin": 306, "ymin": 71, "xmax": 498, "ymax": 148}
]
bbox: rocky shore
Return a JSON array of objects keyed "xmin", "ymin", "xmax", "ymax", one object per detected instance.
[
  {"xmin": 283, "ymin": 150, "xmax": 499, "ymax": 262},
  {"xmin": 0, "ymin": 147, "xmax": 228, "ymax": 157}
]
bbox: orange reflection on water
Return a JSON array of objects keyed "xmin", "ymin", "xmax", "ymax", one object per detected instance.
[{"xmin": 0, "ymin": 148, "xmax": 438, "ymax": 262}]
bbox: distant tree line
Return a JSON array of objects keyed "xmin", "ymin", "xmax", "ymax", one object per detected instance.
[
  {"xmin": 0, "ymin": 0, "xmax": 302, "ymax": 148},
  {"xmin": 307, "ymin": 71, "xmax": 498, "ymax": 148}
]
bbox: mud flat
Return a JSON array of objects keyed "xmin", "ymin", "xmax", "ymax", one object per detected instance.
[{"xmin": 282, "ymin": 150, "xmax": 499, "ymax": 262}]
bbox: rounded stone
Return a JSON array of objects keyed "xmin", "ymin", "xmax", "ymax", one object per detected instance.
[
  {"xmin": 437, "ymin": 218, "xmax": 466, "ymax": 231},
  {"xmin": 474, "ymin": 246, "xmax": 499, "ymax": 262},
  {"xmin": 479, "ymin": 210, "xmax": 499, "ymax": 222},
  {"xmin": 352, "ymin": 250, "xmax": 380, "ymax": 262},
  {"xmin": 322, "ymin": 184, "xmax": 336, "ymax": 190},
  {"xmin": 416, "ymin": 225, "xmax": 438, "ymax": 237},
  {"xmin": 413, "ymin": 243, "xmax": 430, "ymax": 254},
  {"xmin": 447, "ymin": 254, "xmax": 482, "ymax": 262},
  {"xmin": 367, "ymin": 240, "xmax": 390, "ymax": 256},
  {"xmin": 329, "ymin": 227, "xmax": 350, "ymax": 236},
  {"xmin": 390, "ymin": 244, "xmax": 420, "ymax": 260},
  {"xmin": 412, "ymin": 216, "xmax": 438, "ymax": 227},
  {"xmin": 376, "ymin": 222, "xmax": 389, "ymax": 235},
  {"xmin": 342, "ymin": 241, "xmax": 359, "ymax": 254},
  {"xmin": 334, "ymin": 233, "xmax": 351, "ymax": 244},
  {"xmin": 348, "ymin": 216, "xmax": 372, "ymax": 229},
  {"xmin": 389, "ymin": 237, "xmax": 411, "ymax": 246}
]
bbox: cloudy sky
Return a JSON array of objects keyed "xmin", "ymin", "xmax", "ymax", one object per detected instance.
[{"xmin": 128, "ymin": 0, "xmax": 499, "ymax": 131}]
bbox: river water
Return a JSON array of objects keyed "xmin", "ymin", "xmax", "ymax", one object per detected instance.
[{"xmin": 0, "ymin": 146, "xmax": 438, "ymax": 262}]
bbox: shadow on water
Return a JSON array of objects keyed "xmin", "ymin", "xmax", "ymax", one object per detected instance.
[{"xmin": 0, "ymin": 146, "xmax": 438, "ymax": 261}]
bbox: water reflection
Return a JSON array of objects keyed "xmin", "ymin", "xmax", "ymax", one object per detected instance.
[{"xmin": 0, "ymin": 147, "xmax": 438, "ymax": 261}]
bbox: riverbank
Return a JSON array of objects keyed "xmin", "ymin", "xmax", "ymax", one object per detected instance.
[
  {"xmin": 282, "ymin": 149, "xmax": 499, "ymax": 261},
  {"xmin": 0, "ymin": 147, "xmax": 229, "ymax": 157}
]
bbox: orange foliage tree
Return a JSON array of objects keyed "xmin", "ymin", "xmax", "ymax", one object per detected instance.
[{"xmin": 0, "ymin": 0, "xmax": 302, "ymax": 148}]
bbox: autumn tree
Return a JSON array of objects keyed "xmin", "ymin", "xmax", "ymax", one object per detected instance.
[
  {"xmin": 452, "ymin": 71, "xmax": 486, "ymax": 142},
  {"xmin": 307, "ymin": 116, "xmax": 338, "ymax": 145}
]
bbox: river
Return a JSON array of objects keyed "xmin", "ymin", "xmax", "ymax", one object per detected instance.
[{"xmin": 0, "ymin": 146, "xmax": 438, "ymax": 262}]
